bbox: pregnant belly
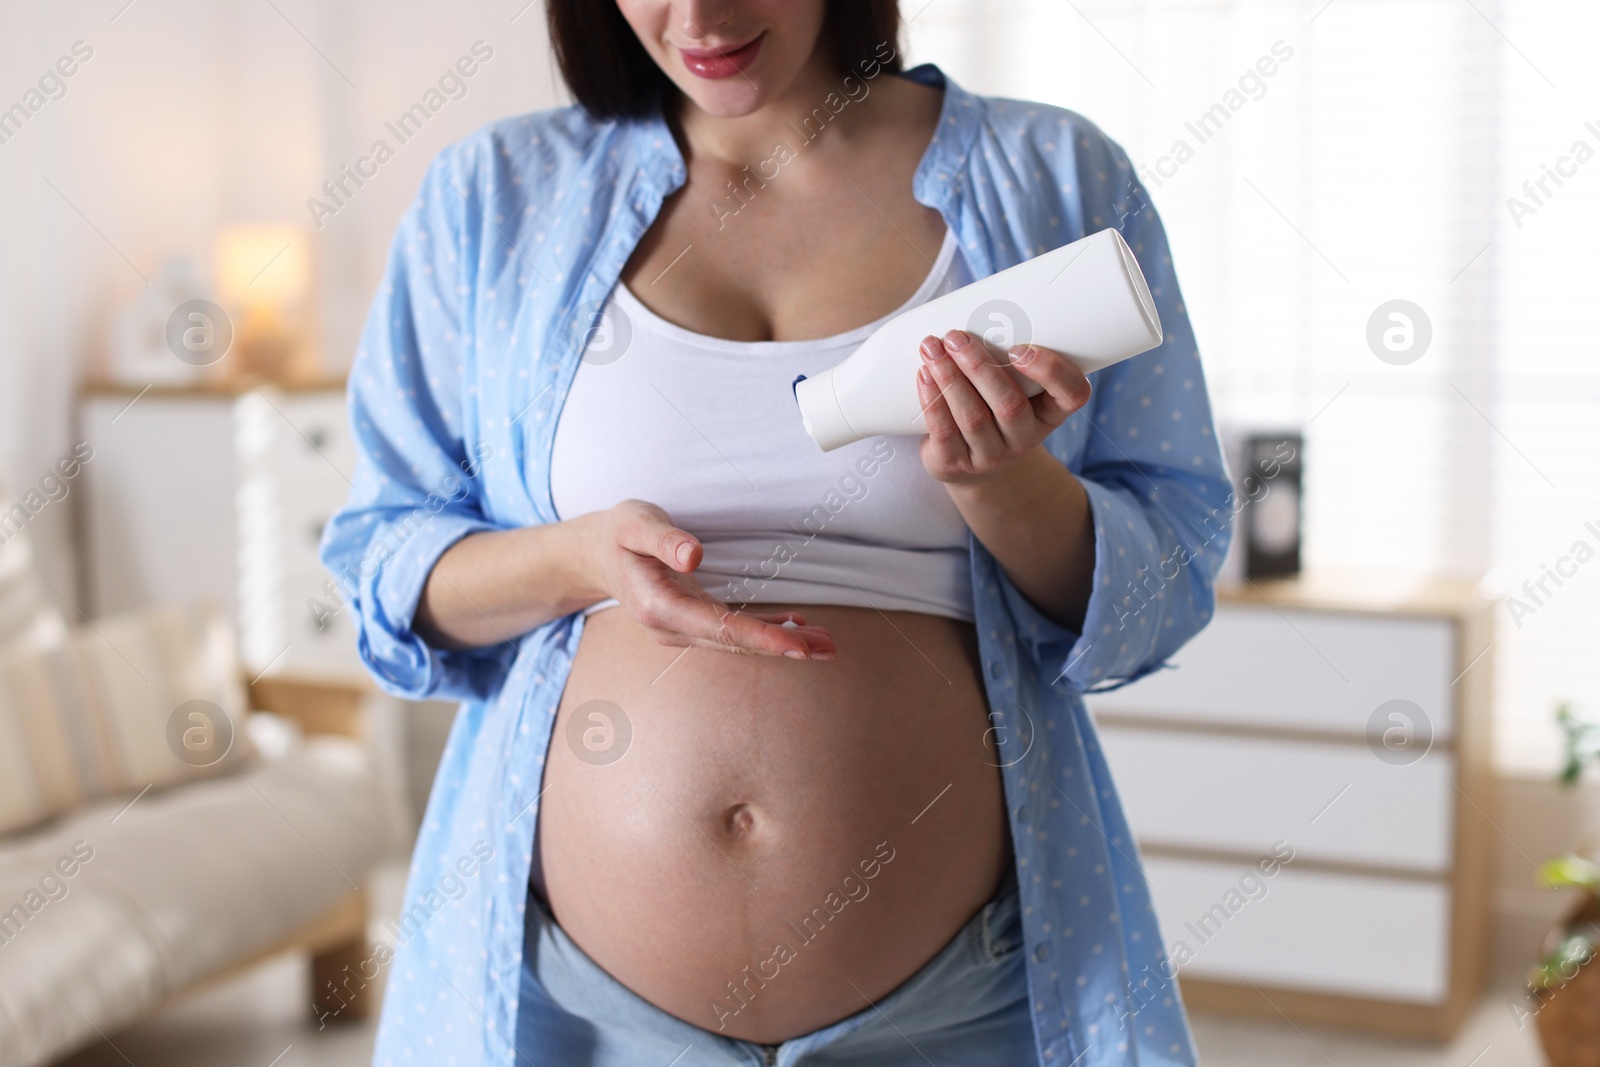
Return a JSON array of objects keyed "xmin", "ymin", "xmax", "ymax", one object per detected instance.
[{"xmin": 532, "ymin": 603, "xmax": 1011, "ymax": 1045}]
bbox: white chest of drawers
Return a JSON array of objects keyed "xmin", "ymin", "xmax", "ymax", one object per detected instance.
[
  {"xmin": 1088, "ymin": 575, "xmax": 1494, "ymax": 1039},
  {"xmin": 78, "ymin": 381, "xmax": 364, "ymax": 681}
]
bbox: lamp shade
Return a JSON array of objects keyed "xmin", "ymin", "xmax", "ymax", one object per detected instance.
[{"xmin": 216, "ymin": 224, "xmax": 311, "ymax": 309}]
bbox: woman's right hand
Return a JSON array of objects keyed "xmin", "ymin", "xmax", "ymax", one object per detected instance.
[{"xmin": 585, "ymin": 500, "xmax": 836, "ymax": 660}]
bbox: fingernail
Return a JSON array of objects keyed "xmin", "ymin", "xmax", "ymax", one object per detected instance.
[
  {"xmin": 811, "ymin": 650, "xmax": 835, "ymax": 661},
  {"xmin": 784, "ymin": 649, "xmax": 808, "ymax": 660},
  {"xmin": 1009, "ymin": 345, "xmax": 1036, "ymax": 365},
  {"xmin": 676, "ymin": 543, "xmax": 694, "ymax": 566},
  {"xmin": 944, "ymin": 330, "xmax": 971, "ymax": 351},
  {"xmin": 920, "ymin": 337, "xmax": 942, "ymax": 363}
]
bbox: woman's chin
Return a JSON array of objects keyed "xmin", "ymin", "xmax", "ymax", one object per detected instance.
[{"xmin": 675, "ymin": 81, "xmax": 770, "ymax": 119}]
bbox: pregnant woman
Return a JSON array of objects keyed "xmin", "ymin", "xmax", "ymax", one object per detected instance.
[{"xmin": 323, "ymin": 2, "xmax": 1233, "ymax": 1065}]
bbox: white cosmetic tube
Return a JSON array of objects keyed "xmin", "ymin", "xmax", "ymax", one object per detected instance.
[{"xmin": 794, "ymin": 227, "xmax": 1164, "ymax": 452}]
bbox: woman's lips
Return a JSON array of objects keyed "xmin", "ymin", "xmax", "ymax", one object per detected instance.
[{"xmin": 678, "ymin": 32, "xmax": 765, "ymax": 80}]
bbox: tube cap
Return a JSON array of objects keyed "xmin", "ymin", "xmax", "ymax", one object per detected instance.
[{"xmin": 793, "ymin": 370, "xmax": 858, "ymax": 452}]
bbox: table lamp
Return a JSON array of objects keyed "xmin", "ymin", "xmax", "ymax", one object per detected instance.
[{"xmin": 215, "ymin": 224, "xmax": 316, "ymax": 383}]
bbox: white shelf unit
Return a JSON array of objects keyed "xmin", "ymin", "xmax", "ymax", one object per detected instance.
[
  {"xmin": 1087, "ymin": 575, "xmax": 1495, "ymax": 1040},
  {"xmin": 78, "ymin": 382, "xmax": 363, "ymax": 681}
]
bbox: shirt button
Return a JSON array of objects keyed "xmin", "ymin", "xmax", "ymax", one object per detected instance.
[{"xmin": 988, "ymin": 660, "xmax": 1002, "ymax": 679}]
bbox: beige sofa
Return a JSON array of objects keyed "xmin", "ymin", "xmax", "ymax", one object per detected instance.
[{"xmin": 0, "ymin": 487, "xmax": 399, "ymax": 1067}]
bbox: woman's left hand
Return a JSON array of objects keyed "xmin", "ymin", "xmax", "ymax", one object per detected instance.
[{"xmin": 915, "ymin": 329, "xmax": 1093, "ymax": 484}]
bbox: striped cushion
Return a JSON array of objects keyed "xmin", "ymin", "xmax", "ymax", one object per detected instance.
[{"xmin": 0, "ymin": 603, "xmax": 255, "ymax": 836}]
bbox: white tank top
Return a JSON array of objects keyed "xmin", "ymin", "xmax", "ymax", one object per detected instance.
[{"xmin": 549, "ymin": 229, "xmax": 976, "ymax": 622}]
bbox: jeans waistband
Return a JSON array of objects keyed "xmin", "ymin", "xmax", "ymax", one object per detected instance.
[{"xmin": 519, "ymin": 860, "xmax": 1033, "ymax": 1065}]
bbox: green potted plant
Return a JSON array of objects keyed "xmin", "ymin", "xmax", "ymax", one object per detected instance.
[
  {"xmin": 1531, "ymin": 704, "xmax": 1600, "ymax": 1067},
  {"xmin": 1558, "ymin": 703, "xmax": 1600, "ymax": 788}
]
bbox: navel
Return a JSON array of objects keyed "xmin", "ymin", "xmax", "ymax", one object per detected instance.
[{"xmin": 724, "ymin": 803, "xmax": 758, "ymax": 838}]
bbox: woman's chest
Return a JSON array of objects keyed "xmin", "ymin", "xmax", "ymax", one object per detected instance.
[{"xmin": 619, "ymin": 161, "xmax": 949, "ymax": 344}]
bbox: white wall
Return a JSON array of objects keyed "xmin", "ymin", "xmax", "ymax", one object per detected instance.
[{"xmin": 0, "ymin": 0, "xmax": 563, "ymax": 600}]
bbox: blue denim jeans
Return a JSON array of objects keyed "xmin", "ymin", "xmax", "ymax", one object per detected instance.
[{"xmin": 516, "ymin": 867, "xmax": 1034, "ymax": 1066}]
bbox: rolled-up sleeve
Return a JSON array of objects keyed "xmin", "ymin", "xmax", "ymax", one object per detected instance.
[
  {"xmin": 319, "ymin": 147, "xmax": 515, "ymax": 702},
  {"xmin": 1009, "ymin": 125, "xmax": 1235, "ymax": 692}
]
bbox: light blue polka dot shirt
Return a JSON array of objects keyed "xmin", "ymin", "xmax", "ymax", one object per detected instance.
[{"xmin": 321, "ymin": 62, "xmax": 1234, "ymax": 1067}]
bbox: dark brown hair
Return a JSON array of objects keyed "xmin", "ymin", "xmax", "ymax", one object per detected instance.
[{"xmin": 546, "ymin": 1, "xmax": 904, "ymax": 120}]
